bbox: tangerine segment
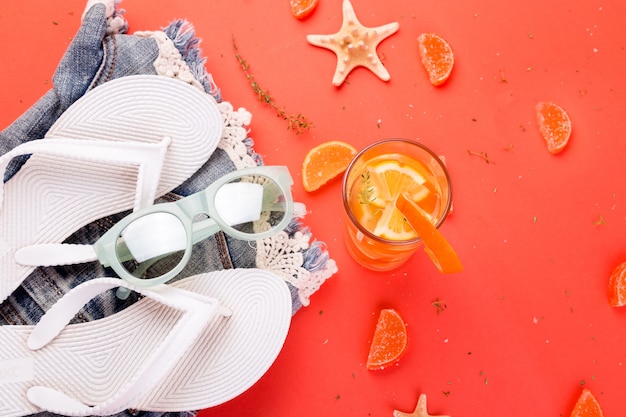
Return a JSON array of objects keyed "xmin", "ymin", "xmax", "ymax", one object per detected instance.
[
  {"xmin": 570, "ymin": 388, "xmax": 603, "ymax": 417},
  {"xmin": 608, "ymin": 261, "xmax": 626, "ymax": 307},
  {"xmin": 417, "ymin": 33, "xmax": 454, "ymax": 86},
  {"xmin": 396, "ymin": 193, "xmax": 463, "ymax": 274},
  {"xmin": 366, "ymin": 309, "xmax": 408, "ymax": 370},
  {"xmin": 302, "ymin": 141, "xmax": 357, "ymax": 192},
  {"xmin": 290, "ymin": 0, "xmax": 319, "ymax": 20},
  {"xmin": 536, "ymin": 101, "xmax": 572, "ymax": 154}
]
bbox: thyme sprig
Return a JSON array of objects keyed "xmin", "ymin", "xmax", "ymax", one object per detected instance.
[
  {"xmin": 232, "ymin": 36, "xmax": 313, "ymax": 134},
  {"xmin": 358, "ymin": 170, "xmax": 375, "ymax": 205},
  {"xmin": 467, "ymin": 149, "xmax": 496, "ymax": 164}
]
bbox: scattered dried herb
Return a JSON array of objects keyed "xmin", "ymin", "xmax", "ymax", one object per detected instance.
[
  {"xmin": 232, "ymin": 36, "xmax": 313, "ymax": 134},
  {"xmin": 499, "ymin": 68, "xmax": 508, "ymax": 83},
  {"xmin": 467, "ymin": 149, "xmax": 495, "ymax": 164},
  {"xmin": 594, "ymin": 215, "xmax": 606, "ymax": 226},
  {"xmin": 432, "ymin": 298, "xmax": 447, "ymax": 315}
]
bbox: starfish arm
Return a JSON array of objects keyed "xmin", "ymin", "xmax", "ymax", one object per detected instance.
[
  {"xmin": 305, "ymin": 0, "xmax": 399, "ymax": 86},
  {"xmin": 306, "ymin": 33, "xmax": 338, "ymax": 48},
  {"xmin": 370, "ymin": 22, "xmax": 400, "ymax": 47},
  {"xmin": 393, "ymin": 394, "xmax": 451, "ymax": 417}
]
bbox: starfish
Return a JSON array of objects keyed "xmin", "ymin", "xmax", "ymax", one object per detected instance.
[
  {"xmin": 393, "ymin": 394, "xmax": 450, "ymax": 417},
  {"xmin": 306, "ymin": 0, "xmax": 399, "ymax": 86}
]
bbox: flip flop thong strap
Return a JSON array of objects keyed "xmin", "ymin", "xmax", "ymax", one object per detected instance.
[
  {"xmin": 26, "ymin": 277, "xmax": 231, "ymax": 416},
  {"xmin": 0, "ymin": 136, "xmax": 171, "ymax": 212}
]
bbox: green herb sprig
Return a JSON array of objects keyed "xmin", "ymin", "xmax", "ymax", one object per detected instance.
[
  {"xmin": 232, "ymin": 36, "xmax": 313, "ymax": 134},
  {"xmin": 358, "ymin": 170, "xmax": 376, "ymax": 205}
]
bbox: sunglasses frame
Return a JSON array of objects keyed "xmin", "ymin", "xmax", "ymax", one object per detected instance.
[{"xmin": 93, "ymin": 165, "xmax": 293, "ymax": 287}]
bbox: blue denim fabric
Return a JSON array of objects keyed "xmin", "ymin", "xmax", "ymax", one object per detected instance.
[{"xmin": 0, "ymin": 3, "xmax": 299, "ymax": 416}]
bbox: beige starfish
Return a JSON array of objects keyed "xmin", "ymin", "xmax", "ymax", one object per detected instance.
[
  {"xmin": 393, "ymin": 394, "xmax": 450, "ymax": 417},
  {"xmin": 306, "ymin": 0, "xmax": 399, "ymax": 86}
]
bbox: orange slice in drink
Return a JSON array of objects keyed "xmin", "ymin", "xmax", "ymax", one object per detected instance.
[
  {"xmin": 417, "ymin": 33, "xmax": 454, "ymax": 86},
  {"xmin": 365, "ymin": 160, "xmax": 431, "ymax": 240},
  {"xmin": 608, "ymin": 261, "xmax": 626, "ymax": 307},
  {"xmin": 535, "ymin": 101, "xmax": 572, "ymax": 154},
  {"xmin": 570, "ymin": 388, "xmax": 603, "ymax": 417},
  {"xmin": 302, "ymin": 140, "xmax": 357, "ymax": 192},
  {"xmin": 395, "ymin": 193, "xmax": 463, "ymax": 273},
  {"xmin": 366, "ymin": 309, "xmax": 408, "ymax": 370},
  {"xmin": 290, "ymin": 0, "xmax": 319, "ymax": 20}
]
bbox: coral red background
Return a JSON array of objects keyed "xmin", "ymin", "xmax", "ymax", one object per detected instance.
[{"xmin": 2, "ymin": 1, "xmax": 625, "ymax": 416}]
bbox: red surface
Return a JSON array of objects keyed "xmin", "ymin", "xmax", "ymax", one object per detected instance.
[{"xmin": 2, "ymin": 1, "xmax": 625, "ymax": 416}]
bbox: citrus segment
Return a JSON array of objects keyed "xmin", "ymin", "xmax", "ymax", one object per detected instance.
[
  {"xmin": 417, "ymin": 33, "xmax": 454, "ymax": 86},
  {"xmin": 290, "ymin": 0, "xmax": 319, "ymax": 20},
  {"xmin": 302, "ymin": 141, "xmax": 357, "ymax": 192},
  {"xmin": 395, "ymin": 193, "xmax": 462, "ymax": 273},
  {"xmin": 535, "ymin": 101, "xmax": 572, "ymax": 154},
  {"xmin": 608, "ymin": 260, "xmax": 626, "ymax": 307},
  {"xmin": 363, "ymin": 160, "xmax": 432, "ymax": 240},
  {"xmin": 368, "ymin": 160, "xmax": 427, "ymax": 207},
  {"xmin": 570, "ymin": 388, "xmax": 603, "ymax": 417},
  {"xmin": 366, "ymin": 309, "xmax": 408, "ymax": 370},
  {"xmin": 373, "ymin": 204, "xmax": 417, "ymax": 240}
]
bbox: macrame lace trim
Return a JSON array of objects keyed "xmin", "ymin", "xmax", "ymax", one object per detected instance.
[
  {"xmin": 134, "ymin": 30, "xmax": 207, "ymax": 93},
  {"xmin": 143, "ymin": 31, "xmax": 337, "ymax": 306},
  {"xmin": 215, "ymin": 102, "xmax": 259, "ymax": 170},
  {"xmin": 215, "ymin": 101, "xmax": 337, "ymax": 306}
]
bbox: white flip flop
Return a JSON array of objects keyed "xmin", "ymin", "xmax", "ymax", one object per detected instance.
[
  {"xmin": 0, "ymin": 268, "xmax": 292, "ymax": 416},
  {"xmin": 0, "ymin": 75, "xmax": 223, "ymax": 302}
]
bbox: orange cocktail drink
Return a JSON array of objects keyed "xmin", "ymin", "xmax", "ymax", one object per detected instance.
[{"xmin": 342, "ymin": 139, "xmax": 452, "ymax": 271}]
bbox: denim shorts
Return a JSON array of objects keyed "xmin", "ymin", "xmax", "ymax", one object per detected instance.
[{"xmin": 0, "ymin": 3, "xmax": 335, "ymax": 416}]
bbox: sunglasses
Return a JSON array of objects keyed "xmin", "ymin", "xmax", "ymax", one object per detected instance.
[{"xmin": 18, "ymin": 166, "xmax": 293, "ymax": 289}]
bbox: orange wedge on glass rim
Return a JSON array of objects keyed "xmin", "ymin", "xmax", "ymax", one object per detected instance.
[{"xmin": 395, "ymin": 193, "xmax": 462, "ymax": 273}]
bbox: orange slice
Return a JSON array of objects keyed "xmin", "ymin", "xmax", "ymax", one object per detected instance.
[
  {"xmin": 395, "ymin": 193, "xmax": 463, "ymax": 273},
  {"xmin": 365, "ymin": 160, "xmax": 431, "ymax": 240},
  {"xmin": 366, "ymin": 309, "xmax": 408, "ymax": 370},
  {"xmin": 302, "ymin": 141, "xmax": 357, "ymax": 192},
  {"xmin": 535, "ymin": 101, "xmax": 572, "ymax": 154},
  {"xmin": 417, "ymin": 33, "xmax": 454, "ymax": 86},
  {"xmin": 290, "ymin": 0, "xmax": 319, "ymax": 20},
  {"xmin": 608, "ymin": 260, "xmax": 626, "ymax": 307},
  {"xmin": 570, "ymin": 388, "xmax": 603, "ymax": 417}
]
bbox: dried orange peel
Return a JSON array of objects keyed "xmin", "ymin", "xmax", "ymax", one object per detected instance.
[{"xmin": 395, "ymin": 193, "xmax": 462, "ymax": 273}]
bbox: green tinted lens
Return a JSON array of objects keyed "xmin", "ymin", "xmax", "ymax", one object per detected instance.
[{"xmin": 115, "ymin": 212, "xmax": 187, "ymax": 280}]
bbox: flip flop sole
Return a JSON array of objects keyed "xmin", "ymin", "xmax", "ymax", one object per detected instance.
[
  {"xmin": 0, "ymin": 268, "xmax": 292, "ymax": 416},
  {"xmin": 0, "ymin": 75, "xmax": 223, "ymax": 301}
]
